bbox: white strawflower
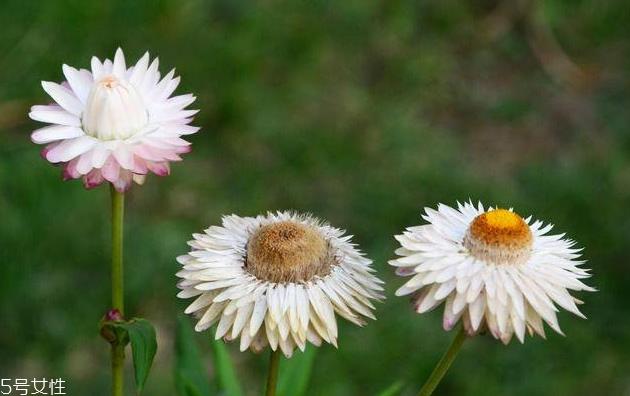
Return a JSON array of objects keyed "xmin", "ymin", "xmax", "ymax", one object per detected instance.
[
  {"xmin": 390, "ymin": 201, "xmax": 594, "ymax": 344},
  {"xmin": 177, "ymin": 212, "xmax": 384, "ymax": 357},
  {"xmin": 29, "ymin": 48, "xmax": 199, "ymax": 192}
]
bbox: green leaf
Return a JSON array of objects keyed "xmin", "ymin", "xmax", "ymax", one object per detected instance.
[
  {"xmin": 116, "ymin": 318, "xmax": 158, "ymax": 394},
  {"xmin": 376, "ymin": 380, "xmax": 405, "ymax": 396},
  {"xmin": 277, "ymin": 347, "xmax": 317, "ymax": 396},
  {"xmin": 210, "ymin": 338, "xmax": 243, "ymax": 396},
  {"xmin": 175, "ymin": 316, "xmax": 212, "ymax": 396}
]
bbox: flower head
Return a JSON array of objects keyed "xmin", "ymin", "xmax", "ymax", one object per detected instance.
[
  {"xmin": 177, "ymin": 212, "xmax": 384, "ymax": 357},
  {"xmin": 29, "ymin": 48, "xmax": 199, "ymax": 192},
  {"xmin": 390, "ymin": 201, "xmax": 594, "ymax": 344}
]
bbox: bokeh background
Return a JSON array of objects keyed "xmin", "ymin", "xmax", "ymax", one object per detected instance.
[{"xmin": 1, "ymin": 0, "xmax": 629, "ymax": 394}]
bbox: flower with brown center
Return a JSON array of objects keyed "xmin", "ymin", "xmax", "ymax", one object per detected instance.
[
  {"xmin": 177, "ymin": 212, "xmax": 384, "ymax": 357},
  {"xmin": 390, "ymin": 201, "xmax": 594, "ymax": 344},
  {"xmin": 246, "ymin": 221, "xmax": 332, "ymax": 283}
]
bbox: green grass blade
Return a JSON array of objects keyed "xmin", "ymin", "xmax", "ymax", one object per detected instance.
[
  {"xmin": 376, "ymin": 380, "xmax": 405, "ymax": 396},
  {"xmin": 210, "ymin": 338, "xmax": 243, "ymax": 396},
  {"xmin": 175, "ymin": 316, "xmax": 212, "ymax": 396},
  {"xmin": 277, "ymin": 347, "xmax": 317, "ymax": 396}
]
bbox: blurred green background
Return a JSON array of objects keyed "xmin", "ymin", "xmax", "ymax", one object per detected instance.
[{"xmin": 1, "ymin": 0, "xmax": 629, "ymax": 394}]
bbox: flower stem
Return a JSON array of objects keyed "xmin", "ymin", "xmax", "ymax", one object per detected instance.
[
  {"xmin": 417, "ymin": 326, "xmax": 467, "ymax": 396},
  {"xmin": 264, "ymin": 349, "xmax": 281, "ymax": 396},
  {"xmin": 110, "ymin": 186, "xmax": 125, "ymax": 396}
]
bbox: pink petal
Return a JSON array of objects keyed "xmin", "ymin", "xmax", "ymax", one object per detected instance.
[
  {"xmin": 63, "ymin": 158, "xmax": 81, "ymax": 180},
  {"xmin": 175, "ymin": 145, "xmax": 191, "ymax": 155},
  {"xmin": 144, "ymin": 146, "xmax": 181, "ymax": 161},
  {"xmin": 41, "ymin": 142, "xmax": 59, "ymax": 160},
  {"xmin": 133, "ymin": 145, "xmax": 164, "ymax": 161},
  {"xmin": 101, "ymin": 157, "xmax": 121, "ymax": 183},
  {"xmin": 112, "ymin": 170, "xmax": 133, "ymax": 192},
  {"xmin": 147, "ymin": 161, "xmax": 170, "ymax": 176},
  {"xmin": 133, "ymin": 156, "xmax": 148, "ymax": 174},
  {"xmin": 83, "ymin": 169, "xmax": 105, "ymax": 189}
]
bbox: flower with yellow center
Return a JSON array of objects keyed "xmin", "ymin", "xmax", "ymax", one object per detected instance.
[
  {"xmin": 177, "ymin": 212, "xmax": 384, "ymax": 357},
  {"xmin": 390, "ymin": 201, "xmax": 594, "ymax": 344}
]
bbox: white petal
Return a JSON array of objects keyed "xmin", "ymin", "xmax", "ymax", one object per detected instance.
[
  {"xmin": 185, "ymin": 293, "xmax": 215, "ymax": 314},
  {"xmin": 442, "ymin": 295, "xmax": 463, "ymax": 330},
  {"xmin": 29, "ymin": 106, "xmax": 81, "ymax": 127},
  {"xmin": 91, "ymin": 57, "xmax": 104, "ymax": 80},
  {"xmin": 91, "ymin": 145, "xmax": 110, "ymax": 168},
  {"xmin": 307, "ymin": 286, "xmax": 337, "ymax": 339},
  {"xmin": 46, "ymin": 136, "xmax": 98, "ymax": 163},
  {"xmin": 265, "ymin": 318, "xmax": 279, "ymax": 350},
  {"xmin": 249, "ymin": 295, "xmax": 267, "ymax": 336},
  {"xmin": 195, "ymin": 301, "xmax": 227, "ymax": 332},
  {"xmin": 468, "ymin": 294, "xmax": 486, "ymax": 331},
  {"xmin": 31, "ymin": 125, "xmax": 84, "ymax": 144},
  {"xmin": 42, "ymin": 81, "xmax": 83, "ymax": 116},
  {"xmin": 130, "ymin": 52, "xmax": 150, "ymax": 86},
  {"xmin": 112, "ymin": 48, "xmax": 127, "ymax": 78},
  {"xmin": 215, "ymin": 312, "xmax": 236, "ymax": 339},
  {"xmin": 231, "ymin": 302, "xmax": 255, "ymax": 339},
  {"xmin": 62, "ymin": 65, "xmax": 93, "ymax": 104}
]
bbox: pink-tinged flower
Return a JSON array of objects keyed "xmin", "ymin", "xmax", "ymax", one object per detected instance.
[{"xmin": 29, "ymin": 48, "xmax": 199, "ymax": 192}]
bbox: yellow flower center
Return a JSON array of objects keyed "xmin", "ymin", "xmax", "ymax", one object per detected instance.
[
  {"xmin": 246, "ymin": 221, "xmax": 334, "ymax": 283},
  {"xmin": 463, "ymin": 209, "xmax": 532, "ymax": 265},
  {"xmin": 484, "ymin": 209, "xmax": 523, "ymax": 228}
]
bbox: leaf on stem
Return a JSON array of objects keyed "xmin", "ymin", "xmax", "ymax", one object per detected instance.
[{"xmin": 115, "ymin": 318, "xmax": 158, "ymax": 394}]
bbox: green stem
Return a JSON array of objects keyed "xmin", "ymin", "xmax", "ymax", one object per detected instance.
[
  {"xmin": 110, "ymin": 186, "xmax": 125, "ymax": 396},
  {"xmin": 112, "ymin": 345, "xmax": 124, "ymax": 396},
  {"xmin": 264, "ymin": 349, "xmax": 281, "ymax": 396},
  {"xmin": 417, "ymin": 326, "xmax": 467, "ymax": 396}
]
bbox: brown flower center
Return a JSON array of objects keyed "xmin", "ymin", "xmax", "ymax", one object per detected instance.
[
  {"xmin": 463, "ymin": 209, "xmax": 532, "ymax": 265},
  {"xmin": 246, "ymin": 221, "xmax": 333, "ymax": 283}
]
